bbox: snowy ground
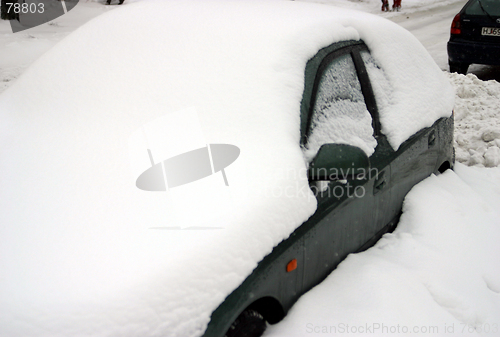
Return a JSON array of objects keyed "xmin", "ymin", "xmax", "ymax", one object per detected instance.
[{"xmin": 1, "ymin": 1, "xmax": 500, "ymax": 336}]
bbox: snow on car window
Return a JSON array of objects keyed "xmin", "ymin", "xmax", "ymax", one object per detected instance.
[
  {"xmin": 361, "ymin": 50, "xmax": 393, "ymax": 129},
  {"xmin": 304, "ymin": 53, "xmax": 376, "ymax": 162}
]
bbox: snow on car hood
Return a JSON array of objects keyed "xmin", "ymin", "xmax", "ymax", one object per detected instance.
[{"xmin": 0, "ymin": 1, "xmax": 454, "ymax": 336}]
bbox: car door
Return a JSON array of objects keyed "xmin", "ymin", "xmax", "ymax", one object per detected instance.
[
  {"xmin": 300, "ymin": 43, "xmax": 392, "ymax": 293},
  {"xmin": 386, "ymin": 124, "xmax": 440, "ymax": 218},
  {"xmin": 359, "ymin": 48, "xmax": 442, "ymax": 227}
]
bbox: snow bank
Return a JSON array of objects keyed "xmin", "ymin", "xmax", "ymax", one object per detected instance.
[
  {"xmin": 449, "ymin": 73, "xmax": 500, "ymax": 168},
  {"xmin": 0, "ymin": 1, "xmax": 454, "ymax": 336},
  {"xmin": 267, "ymin": 164, "xmax": 500, "ymax": 337}
]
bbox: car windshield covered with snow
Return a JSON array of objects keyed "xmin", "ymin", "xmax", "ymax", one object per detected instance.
[{"xmin": 0, "ymin": 1, "xmax": 454, "ymax": 337}]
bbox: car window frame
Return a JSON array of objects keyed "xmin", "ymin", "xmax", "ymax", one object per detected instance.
[{"xmin": 300, "ymin": 41, "xmax": 381, "ymax": 147}]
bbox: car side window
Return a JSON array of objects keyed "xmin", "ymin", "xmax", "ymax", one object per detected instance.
[
  {"xmin": 360, "ymin": 50, "xmax": 392, "ymax": 124},
  {"xmin": 303, "ymin": 53, "xmax": 377, "ymax": 162}
]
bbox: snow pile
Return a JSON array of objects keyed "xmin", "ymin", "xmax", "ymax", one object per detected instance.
[
  {"xmin": 0, "ymin": 1, "xmax": 454, "ymax": 336},
  {"xmin": 449, "ymin": 73, "xmax": 500, "ymax": 168},
  {"xmin": 267, "ymin": 164, "xmax": 500, "ymax": 337}
]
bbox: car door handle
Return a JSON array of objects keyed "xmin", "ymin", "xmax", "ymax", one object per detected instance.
[
  {"xmin": 374, "ymin": 172, "xmax": 387, "ymax": 195},
  {"xmin": 428, "ymin": 130, "xmax": 436, "ymax": 148}
]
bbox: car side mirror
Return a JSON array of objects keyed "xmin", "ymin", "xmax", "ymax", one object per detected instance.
[{"xmin": 308, "ymin": 144, "xmax": 370, "ymax": 181}]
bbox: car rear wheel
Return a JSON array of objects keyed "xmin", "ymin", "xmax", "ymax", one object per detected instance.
[
  {"xmin": 225, "ymin": 309, "xmax": 267, "ymax": 337},
  {"xmin": 449, "ymin": 62, "xmax": 469, "ymax": 75}
]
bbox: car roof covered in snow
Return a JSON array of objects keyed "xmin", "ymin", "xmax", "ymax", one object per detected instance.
[{"xmin": 0, "ymin": 1, "xmax": 454, "ymax": 336}]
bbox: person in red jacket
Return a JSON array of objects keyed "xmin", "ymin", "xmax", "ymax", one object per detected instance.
[
  {"xmin": 381, "ymin": 0, "xmax": 389, "ymax": 11},
  {"xmin": 393, "ymin": 0, "xmax": 402, "ymax": 11}
]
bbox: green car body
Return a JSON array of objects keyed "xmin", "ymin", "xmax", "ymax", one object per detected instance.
[{"xmin": 203, "ymin": 40, "xmax": 454, "ymax": 337}]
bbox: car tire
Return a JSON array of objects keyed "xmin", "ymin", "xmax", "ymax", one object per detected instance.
[
  {"xmin": 449, "ymin": 62, "xmax": 469, "ymax": 75},
  {"xmin": 225, "ymin": 309, "xmax": 267, "ymax": 337}
]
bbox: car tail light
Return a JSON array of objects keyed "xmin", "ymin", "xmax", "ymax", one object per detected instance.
[{"xmin": 451, "ymin": 14, "xmax": 461, "ymax": 35}]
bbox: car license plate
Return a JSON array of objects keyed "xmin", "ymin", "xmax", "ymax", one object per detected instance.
[{"xmin": 482, "ymin": 27, "xmax": 500, "ymax": 36}]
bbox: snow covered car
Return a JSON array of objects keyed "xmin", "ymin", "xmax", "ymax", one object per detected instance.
[
  {"xmin": 448, "ymin": 0, "xmax": 500, "ymax": 74},
  {"xmin": 0, "ymin": 1, "xmax": 454, "ymax": 337}
]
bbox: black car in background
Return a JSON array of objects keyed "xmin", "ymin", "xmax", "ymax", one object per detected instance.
[{"xmin": 448, "ymin": 0, "xmax": 500, "ymax": 74}]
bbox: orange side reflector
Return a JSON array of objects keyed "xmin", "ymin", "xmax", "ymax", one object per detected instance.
[{"xmin": 286, "ymin": 259, "xmax": 297, "ymax": 272}]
